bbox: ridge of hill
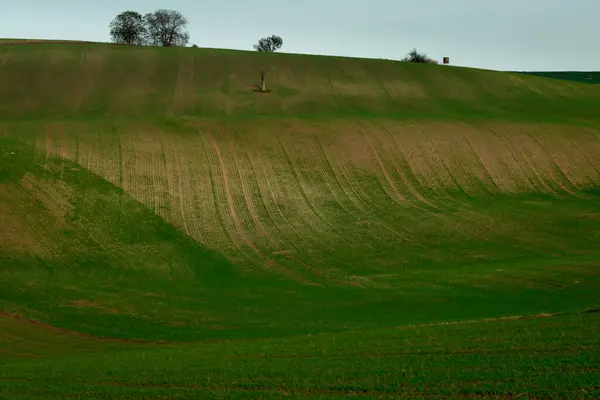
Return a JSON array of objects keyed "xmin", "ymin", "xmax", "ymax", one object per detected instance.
[{"xmin": 1, "ymin": 42, "xmax": 599, "ymax": 123}]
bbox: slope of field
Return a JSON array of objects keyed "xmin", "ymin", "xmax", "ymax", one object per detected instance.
[
  {"xmin": 1, "ymin": 42, "xmax": 600, "ymax": 123},
  {"xmin": 520, "ymin": 71, "xmax": 600, "ymax": 84},
  {"xmin": 1, "ymin": 42, "xmax": 599, "ymax": 341},
  {"xmin": 1, "ymin": 39, "xmax": 600, "ymax": 399},
  {"xmin": 1, "ymin": 115, "xmax": 600, "ymax": 341}
]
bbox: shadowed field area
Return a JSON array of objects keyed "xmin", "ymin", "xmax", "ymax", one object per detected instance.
[{"xmin": 1, "ymin": 41, "xmax": 599, "ymax": 398}]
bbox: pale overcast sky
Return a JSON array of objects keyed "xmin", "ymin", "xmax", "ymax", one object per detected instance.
[{"xmin": 2, "ymin": 0, "xmax": 599, "ymax": 71}]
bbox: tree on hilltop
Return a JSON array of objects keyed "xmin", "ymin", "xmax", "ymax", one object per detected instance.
[
  {"xmin": 143, "ymin": 9, "xmax": 190, "ymax": 47},
  {"xmin": 109, "ymin": 11, "xmax": 147, "ymax": 45},
  {"xmin": 402, "ymin": 48, "xmax": 439, "ymax": 64},
  {"xmin": 253, "ymin": 35, "xmax": 283, "ymax": 52}
]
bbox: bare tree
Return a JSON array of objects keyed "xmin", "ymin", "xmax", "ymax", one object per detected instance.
[
  {"xmin": 254, "ymin": 35, "xmax": 283, "ymax": 52},
  {"xmin": 143, "ymin": 9, "xmax": 190, "ymax": 47},
  {"xmin": 109, "ymin": 11, "xmax": 147, "ymax": 45},
  {"xmin": 260, "ymin": 71, "xmax": 266, "ymax": 91}
]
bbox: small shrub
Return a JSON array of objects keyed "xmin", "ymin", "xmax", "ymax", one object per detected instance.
[{"xmin": 402, "ymin": 48, "xmax": 439, "ymax": 64}]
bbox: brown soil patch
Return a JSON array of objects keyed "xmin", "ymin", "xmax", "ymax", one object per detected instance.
[
  {"xmin": 0, "ymin": 312, "xmax": 163, "ymax": 344},
  {"xmin": 395, "ymin": 311, "xmax": 564, "ymax": 331},
  {"xmin": 67, "ymin": 300, "xmax": 121, "ymax": 315},
  {"xmin": 271, "ymin": 250, "xmax": 292, "ymax": 255}
]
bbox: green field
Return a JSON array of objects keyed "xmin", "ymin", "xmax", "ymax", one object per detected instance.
[
  {"xmin": 1, "ymin": 41, "xmax": 599, "ymax": 398},
  {"xmin": 519, "ymin": 71, "xmax": 600, "ymax": 85}
]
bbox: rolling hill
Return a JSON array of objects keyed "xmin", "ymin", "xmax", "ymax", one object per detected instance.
[
  {"xmin": 520, "ymin": 71, "xmax": 600, "ymax": 84},
  {"xmin": 1, "ymin": 41, "xmax": 599, "ymax": 398}
]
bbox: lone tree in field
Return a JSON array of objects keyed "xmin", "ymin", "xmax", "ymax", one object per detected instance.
[
  {"xmin": 254, "ymin": 35, "xmax": 283, "ymax": 52},
  {"xmin": 402, "ymin": 48, "xmax": 439, "ymax": 64},
  {"xmin": 109, "ymin": 11, "xmax": 147, "ymax": 45},
  {"xmin": 260, "ymin": 71, "xmax": 266, "ymax": 91},
  {"xmin": 143, "ymin": 9, "xmax": 190, "ymax": 47},
  {"xmin": 250, "ymin": 71, "xmax": 271, "ymax": 93}
]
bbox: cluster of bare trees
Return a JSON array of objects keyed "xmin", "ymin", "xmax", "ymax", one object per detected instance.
[{"xmin": 109, "ymin": 10, "xmax": 284, "ymax": 52}]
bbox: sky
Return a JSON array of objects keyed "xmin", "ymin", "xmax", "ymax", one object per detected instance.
[{"xmin": 2, "ymin": 0, "xmax": 599, "ymax": 71}]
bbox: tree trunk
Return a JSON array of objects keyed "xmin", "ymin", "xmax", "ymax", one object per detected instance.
[{"xmin": 261, "ymin": 78, "xmax": 266, "ymax": 91}]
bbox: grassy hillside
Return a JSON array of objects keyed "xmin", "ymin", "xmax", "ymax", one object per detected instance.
[
  {"xmin": 1, "ymin": 42, "xmax": 600, "ymax": 122},
  {"xmin": 3, "ymin": 117, "xmax": 600, "ymax": 340},
  {"xmin": 520, "ymin": 71, "xmax": 600, "ymax": 85},
  {"xmin": 1, "ymin": 41, "xmax": 599, "ymax": 398}
]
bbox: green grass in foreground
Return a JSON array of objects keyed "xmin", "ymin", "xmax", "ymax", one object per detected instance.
[{"xmin": 1, "ymin": 310, "xmax": 599, "ymax": 399}]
